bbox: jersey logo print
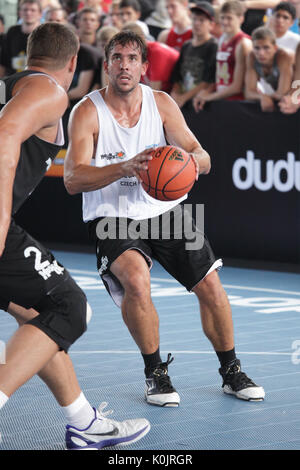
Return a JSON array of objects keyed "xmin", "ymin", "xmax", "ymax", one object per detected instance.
[
  {"xmin": 98, "ymin": 256, "xmax": 109, "ymax": 275},
  {"xmin": 24, "ymin": 247, "xmax": 64, "ymax": 280}
]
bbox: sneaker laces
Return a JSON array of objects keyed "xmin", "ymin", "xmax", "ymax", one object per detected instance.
[
  {"xmin": 149, "ymin": 353, "xmax": 175, "ymax": 393},
  {"xmin": 221, "ymin": 360, "xmax": 257, "ymax": 391},
  {"xmin": 96, "ymin": 402, "xmax": 114, "ymax": 419}
]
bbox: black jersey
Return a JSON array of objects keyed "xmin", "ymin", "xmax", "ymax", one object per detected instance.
[{"xmin": 0, "ymin": 70, "xmax": 63, "ymax": 215}]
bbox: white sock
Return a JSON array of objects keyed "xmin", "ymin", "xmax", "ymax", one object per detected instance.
[
  {"xmin": 62, "ymin": 392, "xmax": 95, "ymax": 430},
  {"xmin": 0, "ymin": 390, "xmax": 9, "ymax": 410}
]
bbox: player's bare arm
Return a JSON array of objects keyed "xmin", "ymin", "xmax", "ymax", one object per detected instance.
[
  {"xmin": 279, "ymin": 43, "xmax": 300, "ymax": 113},
  {"xmin": 245, "ymin": 51, "xmax": 262, "ymax": 100},
  {"xmin": 271, "ymin": 49, "xmax": 293, "ymax": 101},
  {"xmin": 154, "ymin": 90, "xmax": 211, "ymax": 178},
  {"xmin": 0, "ymin": 76, "xmax": 68, "ymax": 257},
  {"xmin": 64, "ymin": 97, "xmax": 153, "ymax": 195}
]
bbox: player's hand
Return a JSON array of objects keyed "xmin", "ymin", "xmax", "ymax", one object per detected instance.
[
  {"xmin": 279, "ymin": 95, "xmax": 300, "ymax": 114},
  {"xmin": 121, "ymin": 148, "xmax": 153, "ymax": 181},
  {"xmin": 190, "ymin": 154, "xmax": 199, "ymax": 181},
  {"xmin": 260, "ymin": 95, "xmax": 275, "ymax": 113}
]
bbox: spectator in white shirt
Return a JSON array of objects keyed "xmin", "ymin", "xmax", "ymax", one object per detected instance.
[{"xmin": 269, "ymin": 2, "xmax": 300, "ymax": 53}]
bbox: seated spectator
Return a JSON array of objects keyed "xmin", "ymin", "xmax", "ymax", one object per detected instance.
[
  {"xmin": 0, "ymin": 0, "xmax": 42, "ymax": 77},
  {"xmin": 45, "ymin": 6, "xmax": 68, "ymax": 23},
  {"xmin": 157, "ymin": 0, "xmax": 193, "ymax": 51},
  {"xmin": 122, "ymin": 21, "xmax": 180, "ymax": 92},
  {"xmin": 279, "ymin": 41, "xmax": 300, "ymax": 112},
  {"xmin": 170, "ymin": 1, "xmax": 217, "ymax": 108},
  {"xmin": 93, "ymin": 24, "xmax": 119, "ymax": 88},
  {"xmin": 269, "ymin": 1, "xmax": 300, "ymax": 53},
  {"xmin": 119, "ymin": 0, "xmax": 151, "ymax": 38},
  {"xmin": 245, "ymin": 26, "xmax": 293, "ymax": 111},
  {"xmin": 193, "ymin": 0, "xmax": 252, "ymax": 111},
  {"xmin": 105, "ymin": 0, "xmax": 123, "ymax": 29},
  {"xmin": 77, "ymin": 7, "xmax": 101, "ymax": 46}
]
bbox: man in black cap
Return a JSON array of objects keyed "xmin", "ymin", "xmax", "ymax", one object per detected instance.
[{"xmin": 170, "ymin": 1, "xmax": 218, "ymax": 108}]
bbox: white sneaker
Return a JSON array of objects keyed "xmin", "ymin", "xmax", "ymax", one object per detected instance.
[
  {"xmin": 145, "ymin": 354, "xmax": 180, "ymax": 407},
  {"xmin": 65, "ymin": 402, "xmax": 150, "ymax": 450},
  {"xmin": 219, "ymin": 359, "xmax": 265, "ymax": 401}
]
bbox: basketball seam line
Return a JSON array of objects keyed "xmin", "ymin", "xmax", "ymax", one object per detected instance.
[
  {"xmin": 155, "ymin": 146, "xmax": 175, "ymax": 200},
  {"xmin": 162, "ymin": 153, "xmax": 193, "ymax": 200}
]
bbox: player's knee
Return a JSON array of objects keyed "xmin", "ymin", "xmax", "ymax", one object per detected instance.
[
  {"xmin": 123, "ymin": 271, "xmax": 151, "ymax": 299},
  {"xmin": 29, "ymin": 277, "xmax": 89, "ymax": 351},
  {"xmin": 195, "ymin": 271, "xmax": 228, "ymax": 306}
]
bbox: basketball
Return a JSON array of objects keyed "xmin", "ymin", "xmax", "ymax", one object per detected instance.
[{"xmin": 139, "ymin": 145, "xmax": 196, "ymax": 201}]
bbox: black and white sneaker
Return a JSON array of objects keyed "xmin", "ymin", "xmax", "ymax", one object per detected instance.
[
  {"xmin": 145, "ymin": 354, "xmax": 180, "ymax": 407},
  {"xmin": 219, "ymin": 359, "xmax": 265, "ymax": 401}
]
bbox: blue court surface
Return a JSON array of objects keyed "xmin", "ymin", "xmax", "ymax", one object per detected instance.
[{"xmin": 0, "ymin": 249, "xmax": 300, "ymax": 451}]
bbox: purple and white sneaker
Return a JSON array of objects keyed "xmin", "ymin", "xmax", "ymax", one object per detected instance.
[{"xmin": 65, "ymin": 403, "xmax": 150, "ymax": 450}]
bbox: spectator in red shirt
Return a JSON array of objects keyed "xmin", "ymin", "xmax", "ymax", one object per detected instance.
[
  {"xmin": 157, "ymin": 0, "xmax": 193, "ymax": 51},
  {"xmin": 194, "ymin": 0, "xmax": 252, "ymax": 110},
  {"xmin": 122, "ymin": 21, "xmax": 180, "ymax": 92}
]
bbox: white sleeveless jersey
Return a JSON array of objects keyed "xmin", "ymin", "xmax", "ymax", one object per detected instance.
[{"xmin": 82, "ymin": 84, "xmax": 186, "ymax": 222}]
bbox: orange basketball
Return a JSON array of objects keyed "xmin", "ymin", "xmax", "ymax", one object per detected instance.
[{"xmin": 140, "ymin": 145, "xmax": 196, "ymax": 201}]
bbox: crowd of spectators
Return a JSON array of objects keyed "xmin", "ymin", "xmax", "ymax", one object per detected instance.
[{"xmin": 0, "ymin": 0, "xmax": 299, "ymax": 141}]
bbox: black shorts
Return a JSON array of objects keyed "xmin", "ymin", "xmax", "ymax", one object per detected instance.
[
  {"xmin": 0, "ymin": 219, "xmax": 87, "ymax": 351},
  {"xmin": 88, "ymin": 204, "xmax": 222, "ymax": 307}
]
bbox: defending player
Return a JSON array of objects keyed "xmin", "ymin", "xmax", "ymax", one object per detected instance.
[
  {"xmin": 0, "ymin": 22, "xmax": 150, "ymax": 450},
  {"xmin": 64, "ymin": 30, "xmax": 265, "ymax": 407}
]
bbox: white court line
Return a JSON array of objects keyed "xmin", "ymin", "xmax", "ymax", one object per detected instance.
[
  {"xmin": 69, "ymin": 269, "xmax": 300, "ymax": 297},
  {"xmin": 70, "ymin": 350, "xmax": 293, "ymax": 356}
]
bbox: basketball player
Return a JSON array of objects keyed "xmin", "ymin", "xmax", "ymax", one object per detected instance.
[
  {"xmin": 245, "ymin": 26, "xmax": 293, "ymax": 112},
  {"xmin": 64, "ymin": 30, "xmax": 265, "ymax": 407},
  {"xmin": 0, "ymin": 22, "xmax": 150, "ymax": 450},
  {"xmin": 193, "ymin": 0, "xmax": 252, "ymax": 111}
]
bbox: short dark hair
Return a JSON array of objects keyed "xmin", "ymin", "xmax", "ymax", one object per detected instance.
[
  {"xmin": 119, "ymin": 0, "xmax": 141, "ymax": 13},
  {"xmin": 27, "ymin": 22, "xmax": 79, "ymax": 70},
  {"xmin": 252, "ymin": 26, "xmax": 276, "ymax": 44},
  {"xmin": 0, "ymin": 14, "xmax": 5, "ymax": 25},
  {"xmin": 273, "ymin": 1, "xmax": 296, "ymax": 19},
  {"xmin": 105, "ymin": 30, "xmax": 148, "ymax": 62},
  {"xmin": 77, "ymin": 6, "xmax": 99, "ymax": 19}
]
